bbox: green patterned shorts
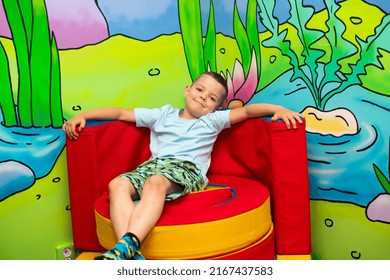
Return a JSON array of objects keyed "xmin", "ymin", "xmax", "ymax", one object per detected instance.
[{"xmin": 119, "ymin": 157, "xmax": 205, "ymax": 201}]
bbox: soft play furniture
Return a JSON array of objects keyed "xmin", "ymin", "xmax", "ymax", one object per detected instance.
[
  {"xmin": 65, "ymin": 117, "xmax": 311, "ymax": 259},
  {"xmin": 95, "ymin": 178, "xmax": 275, "ymax": 259}
]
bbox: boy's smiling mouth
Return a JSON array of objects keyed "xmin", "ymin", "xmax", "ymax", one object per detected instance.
[{"xmin": 194, "ymin": 99, "xmax": 206, "ymax": 108}]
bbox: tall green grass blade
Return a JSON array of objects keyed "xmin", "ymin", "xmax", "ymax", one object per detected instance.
[
  {"xmin": 3, "ymin": 0, "xmax": 32, "ymax": 127},
  {"xmin": 0, "ymin": 42, "xmax": 18, "ymax": 126},
  {"xmin": 30, "ymin": 0, "xmax": 51, "ymax": 127},
  {"xmin": 246, "ymin": 0, "xmax": 261, "ymax": 88},
  {"xmin": 178, "ymin": 0, "xmax": 205, "ymax": 81},
  {"xmin": 203, "ymin": 0, "xmax": 216, "ymax": 72},
  {"xmin": 373, "ymin": 164, "xmax": 390, "ymax": 194},
  {"xmin": 19, "ymin": 0, "xmax": 33, "ymax": 54},
  {"xmin": 319, "ymin": 0, "xmax": 357, "ymax": 93},
  {"xmin": 50, "ymin": 33, "xmax": 63, "ymax": 128},
  {"xmin": 233, "ymin": 1, "xmax": 251, "ymax": 76}
]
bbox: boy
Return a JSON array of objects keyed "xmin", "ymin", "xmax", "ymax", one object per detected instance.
[{"xmin": 63, "ymin": 71, "xmax": 303, "ymax": 260}]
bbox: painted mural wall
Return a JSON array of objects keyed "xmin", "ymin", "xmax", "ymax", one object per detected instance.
[{"xmin": 0, "ymin": 0, "xmax": 389, "ymax": 260}]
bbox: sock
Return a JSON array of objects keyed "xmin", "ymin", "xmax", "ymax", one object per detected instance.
[
  {"xmin": 127, "ymin": 233, "xmax": 145, "ymax": 260},
  {"xmin": 94, "ymin": 232, "xmax": 145, "ymax": 260}
]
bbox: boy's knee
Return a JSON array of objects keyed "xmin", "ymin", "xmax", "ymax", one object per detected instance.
[
  {"xmin": 108, "ymin": 177, "xmax": 132, "ymax": 195},
  {"xmin": 144, "ymin": 175, "xmax": 170, "ymax": 193},
  {"xmin": 147, "ymin": 174, "xmax": 166, "ymax": 183}
]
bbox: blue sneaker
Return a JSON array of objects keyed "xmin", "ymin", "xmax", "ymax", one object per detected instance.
[{"xmin": 94, "ymin": 232, "xmax": 145, "ymax": 260}]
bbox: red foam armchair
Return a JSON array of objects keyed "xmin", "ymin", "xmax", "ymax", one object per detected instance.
[{"xmin": 65, "ymin": 117, "xmax": 311, "ymax": 259}]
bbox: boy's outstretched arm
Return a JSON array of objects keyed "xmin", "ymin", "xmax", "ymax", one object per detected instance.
[
  {"xmin": 62, "ymin": 107, "xmax": 135, "ymax": 140},
  {"xmin": 229, "ymin": 103, "xmax": 303, "ymax": 129}
]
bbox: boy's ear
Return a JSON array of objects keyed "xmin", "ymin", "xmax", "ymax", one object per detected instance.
[
  {"xmin": 183, "ymin": 86, "xmax": 190, "ymax": 97},
  {"xmin": 217, "ymin": 97, "xmax": 226, "ymax": 110}
]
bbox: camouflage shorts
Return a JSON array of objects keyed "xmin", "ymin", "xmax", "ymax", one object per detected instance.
[{"xmin": 119, "ymin": 157, "xmax": 205, "ymax": 201}]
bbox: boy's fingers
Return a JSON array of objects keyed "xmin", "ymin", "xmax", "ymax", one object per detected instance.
[
  {"xmin": 62, "ymin": 120, "xmax": 79, "ymax": 140},
  {"xmin": 78, "ymin": 120, "xmax": 86, "ymax": 131},
  {"xmin": 289, "ymin": 113, "xmax": 304, "ymax": 129},
  {"xmin": 272, "ymin": 111, "xmax": 304, "ymax": 129}
]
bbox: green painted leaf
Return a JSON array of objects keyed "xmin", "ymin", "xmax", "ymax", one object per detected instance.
[
  {"xmin": 289, "ymin": 0, "xmax": 324, "ymax": 96},
  {"xmin": 289, "ymin": 0, "xmax": 324, "ymax": 59},
  {"xmin": 373, "ymin": 164, "xmax": 390, "ymax": 194},
  {"xmin": 246, "ymin": 0, "xmax": 261, "ymax": 86},
  {"xmin": 358, "ymin": 15, "xmax": 390, "ymax": 66},
  {"xmin": 320, "ymin": 0, "xmax": 357, "ymax": 90},
  {"xmin": 30, "ymin": 0, "xmax": 52, "ymax": 126},
  {"xmin": 0, "ymin": 42, "xmax": 18, "ymax": 126},
  {"xmin": 259, "ymin": 0, "xmax": 317, "ymax": 103},
  {"xmin": 321, "ymin": 15, "xmax": 390, "ymax": 108},
  {"xmin": 258, "ymin": 0, "xmax": 307, "ymax": 79},
  {"xmin": 178, "ymin": 0, "xmax": 205, "ymax": 81},
  {"xmin": 19, "ymin": 0, "xmax": 33, "ymax": 53},
  {"xmin": 204, "ymin": 0, "xmax": 216, "ymax": 72},
  {"xmin": 3, "ymin": 0, "xmax": 32, "ymax": 127},
  {"xmin": 233, "ymin": 2, "xmax": 251, "ymax": 76},
  {"xmin": 257, "ymin": 0, "xmax": 278, "ymax": 33},
  {"xmin": 50, "ymin": 33, "xmax": 63, "ymax": 128}
]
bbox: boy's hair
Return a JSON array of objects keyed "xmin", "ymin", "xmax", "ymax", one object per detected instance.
[{"xmin": 194, "ymin": 71, "xmax": 228, "ymax": 106}]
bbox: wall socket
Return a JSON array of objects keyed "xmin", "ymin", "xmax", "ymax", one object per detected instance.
[{"xmin": 55, "ymin": 243, "xmax": 75, "ymax": 260}]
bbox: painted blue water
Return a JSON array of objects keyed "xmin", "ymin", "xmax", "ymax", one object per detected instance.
[
  {"xmin": 0, "ymin": 117, "xmax": 65, "ymax": 201},
  {"xmin": 249, "ymin": 70, "xmax": 390, "ymax": 207}
]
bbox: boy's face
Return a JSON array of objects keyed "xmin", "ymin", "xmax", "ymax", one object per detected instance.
[{"xmin": 182, "ymin": 74, "xmax": 226, "ymax": 119}]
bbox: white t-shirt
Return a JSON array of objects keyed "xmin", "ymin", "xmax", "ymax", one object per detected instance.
[{"xmin": 134, "ymin": 105, "xmax": 231, "ymax": 183}]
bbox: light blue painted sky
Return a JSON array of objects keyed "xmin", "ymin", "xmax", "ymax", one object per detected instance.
[{"xmin": 96, "ymin": 0, "xmax": 390, "ymax": 40}]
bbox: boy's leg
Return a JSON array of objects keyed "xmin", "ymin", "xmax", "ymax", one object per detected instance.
[
  {"xmin": 96, "ymin": 174, "xmax": 181, "ymax": 260},
  {"xmin": 108, "ymin": 177, "xmax": 139, "ymax": 240},
  {"xmin": 95, "ymin": 177, "xmax": 141, "ymax": 260},
  {"xmin": 127, "ymin": 174, "xmax": 183, "ymax": 242}
]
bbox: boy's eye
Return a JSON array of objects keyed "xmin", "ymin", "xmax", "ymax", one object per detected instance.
[{"xmin": 210, "ymin": 97, "xmax": 216, "ymax": 102}]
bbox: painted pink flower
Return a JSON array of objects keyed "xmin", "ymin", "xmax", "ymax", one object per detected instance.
[{"xmin": 222, "ymin": 50, "xmax": 259, "ymax": 108}]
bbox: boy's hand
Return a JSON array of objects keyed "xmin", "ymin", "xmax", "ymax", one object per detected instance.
[
  {"xmin": 62, "ymin": 116, "xmax": 86, "ymax": 140},
  {"xmin": 271, "ymin": 107, "xmax": 304, "ymax": 129}
]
